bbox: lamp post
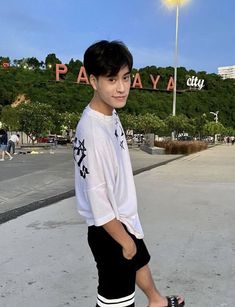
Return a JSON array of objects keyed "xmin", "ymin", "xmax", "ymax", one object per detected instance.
[
  {"xmin": 210, "ymin": 111, "xmax": 219, "ymax": 143},
  {"xmin": 162, "ymin": 0, "xmax": 190, "ymax": 139},
  {"xmin": 210, "ymin": 111, "xmax": 219, "ymax": 123},
  {"xmin": 172, "ymin": 1, "xmax": 179, "ymax": 118}
]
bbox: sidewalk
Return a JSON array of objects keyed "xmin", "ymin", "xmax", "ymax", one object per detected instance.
[{"xmin": 0, "ymin": 146, "xmax": 183, "ymax": 224}]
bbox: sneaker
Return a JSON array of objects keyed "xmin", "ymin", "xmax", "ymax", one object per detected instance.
[
  {"xmin": 9, "ymin": 157, "xmax": 13, "ymax": 160},
  {"xmin": 0, "ymin": 158, "xmax": 5, "ymax": 161}
]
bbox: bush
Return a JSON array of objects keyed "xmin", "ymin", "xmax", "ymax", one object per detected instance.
[{"xmin": 155, "ymin": 140, "xmax": 208, "ymax": 155}]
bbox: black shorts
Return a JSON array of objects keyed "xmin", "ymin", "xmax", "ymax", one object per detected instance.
[{"xmin": 88, "ymin": 224, "xmax": 150, "ymax": 307}]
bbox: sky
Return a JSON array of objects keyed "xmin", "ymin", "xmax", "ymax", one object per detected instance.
[{"xmin": 1, "ymin": 0, "xmax": 235, "ymax": 74}]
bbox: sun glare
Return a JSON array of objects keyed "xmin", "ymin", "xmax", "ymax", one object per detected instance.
[{"xmin": 162, "ymin": 0, "xmax": 190, "ymax": 8}]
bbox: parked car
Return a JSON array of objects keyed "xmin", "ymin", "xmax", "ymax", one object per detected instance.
[
  {"xmin": 177, "ymin": 135, "xmax": 193, "ymax": 141},
  {"xmin": 47, "ymin": 135, "xmax": 57, "ymax": 143},
  {"xmin": 56, "ymin": 135, "xmax": 68, "ymax": 145},
  {"xmin": 37, "ymin": 135, "xmax": 68, "ymax": 145},
  {"xmin": 37, "ymin": 136, "xmax": 49, "ymax": 143}
]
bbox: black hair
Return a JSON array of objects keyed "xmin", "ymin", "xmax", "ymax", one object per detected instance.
[{"xmin": 83, "ymin": 40, "xmax": 133, "ymax": 77}]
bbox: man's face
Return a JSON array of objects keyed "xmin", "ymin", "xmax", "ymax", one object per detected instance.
[{"xmin": 90, "ymin": 66, "xmax": 131, "ymax": 115}]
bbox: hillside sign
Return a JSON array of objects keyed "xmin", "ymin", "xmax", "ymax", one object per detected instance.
[
  {"xmin": 186, "ymin": 76, "xmax": 205, "ymax": 90},
  {"xmin": 55, "ymin": 64, "xmax": 176, "ymax": 91},
  {"xmin": 56, "ymin": 64, "xmax": 205, "ymax": 92},
  {"xmin": 1, "ymin": 62, "xmax": 205, "ymax": 91}
]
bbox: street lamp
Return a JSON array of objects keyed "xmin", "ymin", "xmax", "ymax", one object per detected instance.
[
  {"xmin": 162, "ymin": 0, "xmax": 190, "ymax": 138},
  {"xmin": 210, "ymin": 111, "xmax": 219, "ymax": 143},
  {"xmin": 210, "ymin": 111, "xmax": 219, "ymax": 123}
]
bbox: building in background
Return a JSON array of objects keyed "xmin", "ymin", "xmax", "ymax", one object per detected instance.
[{"xmin": 218, "ymin": 65, "xmax": 235, "ymax": 79}]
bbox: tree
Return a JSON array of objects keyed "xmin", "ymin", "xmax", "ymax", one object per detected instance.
[
  {"xmin": 118, "ymin": 112, "xmax": 138, "ymax": 132},
  {"xmin": 16, "ymin": 102, "xmax": 55, "ymax": 142},
  {"xmin": 1, "ymin": 105, "xmax": 20, "ymax": 131},
  {"xmin": 68, "ymin": 58, "xmax": 83, "ymax": 75},
  {"xmin": 224, "ymin": 126, "xmax": 235, "ymax": 136},
  {"xmin": 193, "ymin": 113, "xmax": 208, "ymax": 139},
  {"xmin": 136, "ymin": 113, "xmax": 165, "ymax": 134},
  {"xmin": 59, "ymin": 111, "xmax": 81, "ymax": 132},
  {"xmin": 14, "ymin": 58, "xmax": 28, "ymax": 68},
  {"xmin": 0, "ymin": 56, "xmax": 10, "ymax": 66},
  {"xmin": 45, "ymin": 53, "xmax": 61, "ymax": 69},
  {"xmin": 27, "ymin": 57, "xmax": 41, "ymax": 69},
  {"xmin": 165, "ymin": 114, "xmax": 193, "ymax": 138},
  {"xmin": 204, "ymin": 121, "xmax": 225, "ymax": 136}
]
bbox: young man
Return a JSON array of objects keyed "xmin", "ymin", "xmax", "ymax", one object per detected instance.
[{"xmin": 73, "ymin": 40, "xmax": 185, "ymax": 307}]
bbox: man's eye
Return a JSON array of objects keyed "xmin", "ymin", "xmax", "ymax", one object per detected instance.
[
  {"xmin": 124, "ymin": 75, "xmax": 130, "ymax": 81},
  {"xmin": 108, "ymin": 78, "xmax": 116, "ymax": 82}
]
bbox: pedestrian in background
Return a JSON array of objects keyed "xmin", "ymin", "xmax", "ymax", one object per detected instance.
[
  {"xmin": 0, "ymin": 129, "xmax": 13, "ymax": 161},
  {"xmin": 7, "ymin": 133, "xmax": 20, "ymax": 155}
]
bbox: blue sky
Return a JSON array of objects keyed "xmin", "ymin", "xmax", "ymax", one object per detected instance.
[{"xmin": 1, "ymin": 0, "xmax": 234, "ymax": 73}]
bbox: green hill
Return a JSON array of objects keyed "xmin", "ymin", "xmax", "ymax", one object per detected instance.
[{"xmin": 1, "ymin": 56, "xmax": 235, "ymax": 129}]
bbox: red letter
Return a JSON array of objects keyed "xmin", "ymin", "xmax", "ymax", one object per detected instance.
[
  {"xmin": 2, "ymin": 62, "xmax": 10, "ymax": 68},
  {"xmin": 56, "ymin": 64, "xmax": 68, "ymax": 81},
  {"xmin": 167, "ymin": 76, "xmax": 174, "ymax": 91},
  {"xmin": 150, "ymin": 74, "xmax": 160, "ymax": 89},
  {"xmin": 132, "ymin": 73, "xmax": 143, "ymax": 88},
  {"xmin": 77, "ymin": 66, "xmax": 89, "ymax": 84}
]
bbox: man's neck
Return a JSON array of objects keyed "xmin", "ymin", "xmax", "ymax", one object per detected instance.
[{"xmin": 89, "ymin": 99, "xmax": 113, "ymax": 116}]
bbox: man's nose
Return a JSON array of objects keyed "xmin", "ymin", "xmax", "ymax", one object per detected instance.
[{"xmin": 116, "ymin": 80, "xmax": 125, "ymax": 92}]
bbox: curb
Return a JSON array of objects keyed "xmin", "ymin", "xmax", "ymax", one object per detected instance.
[
  {"xmin": 0, "ymin": 190, "xmax": 75, "ymax": 225},
  {"xmin": 133, "ymin": 155, "xmax": 183, "ymax": 175},
  {"xmin": 0, "ymin": 155, "xmax": 183, "ymax": 225}
]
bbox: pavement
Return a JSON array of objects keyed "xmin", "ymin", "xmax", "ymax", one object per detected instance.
[
  {"xmin": 0, "ymin": 145, "xmax": 182, "ymax": 224},
  {"xmin": 1, "ymin": 144, "xmax": 235, "ymax": 306}
]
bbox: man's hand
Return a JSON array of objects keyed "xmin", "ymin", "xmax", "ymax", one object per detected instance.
[
  {"xmin": 122, "ymin": 236, "xmax": 137, "ymax": 260},
  {"xmin": 103, "ymin": 218, "xmax": 137, "ymax": 260}
]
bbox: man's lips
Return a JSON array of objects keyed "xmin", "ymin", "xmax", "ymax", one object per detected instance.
[{"xmin": 113, "ymin": 96, "xmax": 127, "ymax": 100}]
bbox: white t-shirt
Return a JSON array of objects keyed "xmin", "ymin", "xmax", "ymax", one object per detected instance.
[
  {"xmin": 74, "ymin": 105, "xmax": 144, "ymax": 239},
  {"xmin": 9, "ymin": 134, "xmax": 19, "ymax": 143}
]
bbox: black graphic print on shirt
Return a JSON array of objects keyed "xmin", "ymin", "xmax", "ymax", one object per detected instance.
[
  {"xmin": 73, "ymin": 137, "xmax": 89, "ymax": 179},
  {"xmin": 114, "ymin": 112, "xmax": 125, "ymax": 150}
]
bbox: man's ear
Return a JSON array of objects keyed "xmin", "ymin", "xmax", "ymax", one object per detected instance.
[{"xmin": 89, "ymin": 74, "xmax": 98, "ymax": 90}]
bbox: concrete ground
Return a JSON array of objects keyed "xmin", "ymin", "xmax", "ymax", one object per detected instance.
[
  {"xmin": 1, "ymin": 144, "xmax": 235, "ymax": 306},
  {"xmin": 0, "ymin": 145, "xmax": 182, "ymax": 223}
]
